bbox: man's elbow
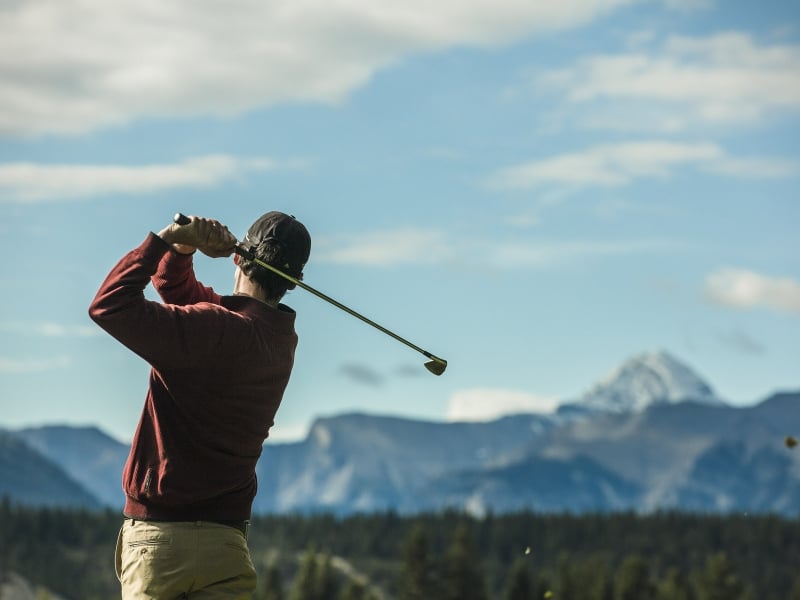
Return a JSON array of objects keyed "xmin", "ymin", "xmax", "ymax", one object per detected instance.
[
  {"xmin": 88, "ymin": 295, "xmax": 114, "ymax": 325},
  {"xmin": 88, "ymin": 302, "xmax": 104, "ymax": 325}
]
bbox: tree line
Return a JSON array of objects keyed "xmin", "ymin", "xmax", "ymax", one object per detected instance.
[{"xmin": 1, "ymin": 498, "xmax": 798, "ymax": 599}]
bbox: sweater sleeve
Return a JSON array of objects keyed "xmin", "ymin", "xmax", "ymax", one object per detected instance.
[
  {"xmin": 151, "ymin": 247, "xmax": 221, "ymax": 306},
  {"xmin": 88, "ymin": 233, "xmax": 238, "ymax": 370}
]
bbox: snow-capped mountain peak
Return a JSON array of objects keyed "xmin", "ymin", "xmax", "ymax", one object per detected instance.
[{"xmin": 578, "ymin": 350, "xmax": 724, "ymax": 413}]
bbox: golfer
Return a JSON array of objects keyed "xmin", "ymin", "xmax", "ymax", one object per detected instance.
[{"xmin": 89, "ymin": 212, "xmax": 311, "ymax": 599}]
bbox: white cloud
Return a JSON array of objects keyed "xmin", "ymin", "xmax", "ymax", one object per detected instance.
[
  {"xmin": 488, "ymin": 141, "xmax": 721, "ymax": 190},
  {"xmin": 315, "ymin": 227, "xmax": 682, "ymax": 269},
  {"xmin": 539, "ymin": 32, "xmax": 800, "ymax": 131},
  {"xmin": 0, "ymin": 0, "xmax": 637, "ymax": 136},
  {"xmin": 447, "ymin": 388, "xmax": 559, "ymax": 421},
  {"xmin": 0, "ymin": 321, "xmax": 101, "ymax": 337},
  {"xmin": 0, "ymin": 356, "xmax": 70, "ymax": 374},
  {"xmin": 705, "ymin": 267, "xmax": 800, "ymax": 314},
  {"xmin": 317, "ymin": 229, "xmax": 452, "ymax": 266},
  {"xmin": 268, "ymin": 422, "xmax": 310, "ymax": 443},
  {"xmin": 487, "ymin": 140, "xmax": 796, "ymax": 191},
  {"xmin": 702, "ymin": 157, "xmax": 798, "ymax": 179},
  {"xmin": 0, "ymin": 155, "xmax": 284, "ymax": 201}
]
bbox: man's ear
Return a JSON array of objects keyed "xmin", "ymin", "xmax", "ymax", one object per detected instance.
[
  {"xmin": 285, "ymin": 272, "xmax": 302, "ymax": 290},
  {"xmin": 233, "ymin": 254, "xmax": 240, "ymax": 265}
]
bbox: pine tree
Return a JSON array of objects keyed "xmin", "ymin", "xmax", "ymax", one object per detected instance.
[
  {"xmin": 0, "ymin": 495, "xmax": 10, "ymax": 572},
  {"xmin": 442, "ymin": 524, "xmax": 488, "ymax": 600},
  {"xmin": 399, "ymin": 524, "xmax": 437, "ymax": 600},
  {"xmin": 657, "ymin": 567, "xmax": 694, "ymax": 600},
  {"xmin": 615, "ymin": 555, "xmax": 656, "ymax": 600},
  {"xmin": 338, "ymin": 579, "xmax": 374, "ymax": 600},
  {"xmin": 591, "ymin": 562, "xmax": 614, "ymax": 600},
  {"xmin": 695, "ymin": 553, "xmax": 746, "ymax": 600},
  {"xmin": 261, "ymin": 560, "xmax": 285, "ymax": 600},
  {"xmin": 291, "ymin": 547, "xmax": 320, "ymax": 600},
  {"xmin": 532, "ymin": 574, "xmax": 552, "ymax": 600},
  {"xmin": 315, "ymin": 554, "xmax": 338, "ymax": 600},
  {"xmin": 790, "ymin": 574, "xmax": 800, "ymax": 600},
  {"xmin": 555, "ymin": 554, "xmax": 577, "ymax": 600},
  {"xmin": 504, "ymin": 557, "xmax": 532, "ymax": 600}
]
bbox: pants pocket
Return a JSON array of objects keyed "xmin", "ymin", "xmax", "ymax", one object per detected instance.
[
  {"xmin": 117, "ymin": 521, "xmax": 180, "ymax": 599},
  {"xmin": 114, "ymin": 523, "xmax": 125, "ymax": 582}
]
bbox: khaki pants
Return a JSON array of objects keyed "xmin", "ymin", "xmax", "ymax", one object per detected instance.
[{"xmin": 115, "ymin": 519, "xmax": 257, "ymax": 600}]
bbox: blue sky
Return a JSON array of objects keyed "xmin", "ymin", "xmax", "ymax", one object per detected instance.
[{"xmin": 0, "ymin": 0, "xmax": 798, "ymax": 443}]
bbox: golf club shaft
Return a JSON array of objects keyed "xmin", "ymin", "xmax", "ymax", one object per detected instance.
[{"xmin": 173, "ymin": 213, "xmax": 446, "ymax": 370}]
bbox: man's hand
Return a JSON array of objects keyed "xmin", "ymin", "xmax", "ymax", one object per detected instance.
[{"xmin": 158, "ymin": 216, "xmax": 237, "ymax": 258}]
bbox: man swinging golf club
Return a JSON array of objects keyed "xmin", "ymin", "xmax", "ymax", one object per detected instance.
[{"xmin": 89, "ymin": 211, "xmax": 311, "ymax": 599}]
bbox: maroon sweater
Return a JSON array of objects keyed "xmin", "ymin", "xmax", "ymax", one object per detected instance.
[{"xmin": 89, "ymin": 233, "xmax": 298, "ymax": 521}]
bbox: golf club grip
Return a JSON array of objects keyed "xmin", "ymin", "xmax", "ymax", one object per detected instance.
[{"xmin": 173, "ymin": 211, "xmax": 255, "ymax": 263}]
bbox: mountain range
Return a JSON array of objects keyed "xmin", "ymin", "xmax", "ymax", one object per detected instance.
[{"xmin": 2, "ymin": 350, "xmax": 799, "ymax": 516}]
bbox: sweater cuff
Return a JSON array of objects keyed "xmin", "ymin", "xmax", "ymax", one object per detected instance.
[
  {"xmin": 141, "ymin": 232, "xmax": 173, "ymax": 261},
  {"xmin": 148, "ymin": 231, "xmax": 196, "ymax": 255},
  {"xmin": 151, "ymin": 232, "xmax": 195, "ymax": 279}
]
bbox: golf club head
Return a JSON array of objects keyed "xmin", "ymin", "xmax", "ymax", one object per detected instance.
[{"xmin": 425, "ymin": 357, "xmax": 447, "ymax": 376}]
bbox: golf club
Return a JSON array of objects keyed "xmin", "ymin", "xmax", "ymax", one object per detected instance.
[{"xmin": 173, "ymin": 213, "xmax": 447, "ymax": 376}]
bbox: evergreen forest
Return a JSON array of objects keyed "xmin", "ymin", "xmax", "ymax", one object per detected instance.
[{"xmin": 1, "ymin": 498, "xmax": 798, "ymax": 600}]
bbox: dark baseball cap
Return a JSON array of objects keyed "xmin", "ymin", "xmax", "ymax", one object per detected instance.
[{"xmin": 243, "ymin": 211, "xmax": 311, "ymax": 274}]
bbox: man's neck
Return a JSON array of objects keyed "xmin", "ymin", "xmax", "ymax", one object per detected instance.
[{"xmin": 233, "ymin": 270, "xmax": 278, "ymax": 307}]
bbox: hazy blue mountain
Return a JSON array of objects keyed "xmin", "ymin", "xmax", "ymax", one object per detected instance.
[
  {"xmin": 416, "ymin": 454, "xmax": 642, "ymax": 515},
  {"xmin": 16, "ymin": 425, "xmax": 129, "ymax": 509},
  {"xmin": 539, "ymin": 396, "xmax": 800, "ymax": 512},
  {"xmin": 674, "ymin": 440, "xmax": 800, "ymax": 513},
  {"xmin": 0, "ymin": 430, "xmax": 101, "ymax": 509},
  {"xmin": 749, "ymin": 390, "xmax": 800, "ymax": 432},
  {"xmin": 255, "ymin": 412, "xmax": 554, "ymax": 513},
  {"xmin": 3, "ymin": 352, "xmax": 798, "ymax": 516},
  {"xmin": 250, "ymin": 390, "xmax": 800, "ymax": 516}
]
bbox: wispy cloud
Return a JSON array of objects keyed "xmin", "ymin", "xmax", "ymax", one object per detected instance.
[
  {"xmin": 705, "ymin": 267, "xmax": 800, "ymax": 314},
  {"xmin": 0, "ymin": 356, "xmax": 70, "ymax": 374},
  {"xmin": 487, "ymin": 141, "xmax": 796, "ymax": 191},
  {"xmin": 0, "ymin": 155, "xmax": 292, "ymax": 202},
  {"xmin": 713, "ymin": 328, "xmax": 766, "ymax": 356},
  {"xmin": 339, "ymin": 363, "xmax": 386, "ymax": 387},
  {"xmin": 337, "ymin": 362, "xmax": 426, "ymax": 386},
  {"xmin": 0, "ymin": 0, "xmax": 638, "ymax": 136},
  {"xmin": 447, "ymin": 388, "xmax": 559, "ymax": 421},
  {"xmin": 315, "ymin": 228, "xmax": 683, "ymax": 269},
  {"xmin": 702, "ymin": 157, "xmax": 798, "ymax": 179},
  {"xmin": 318, "ymin": 229, "xmax": 451, "ymax": 267},
  {"xmin": 488, "ymin": 141, "xmax": 719, "ymax": 189},
  {"xmin": 1, "ymin": 321, "xmax": 101, "ymax": 337},
  {"xmin": 538, "ymin": 32, "xmax": 800, "ymax": 132}
]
